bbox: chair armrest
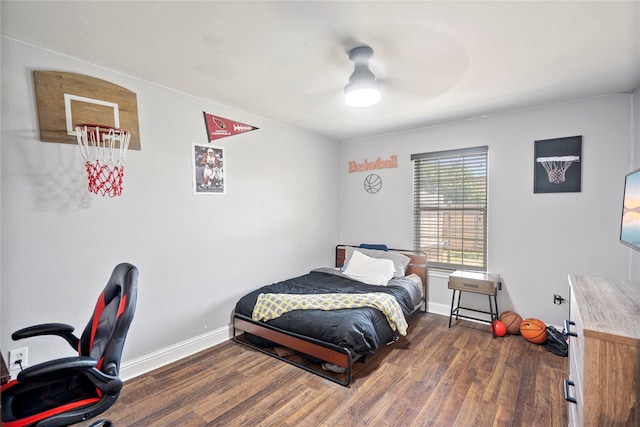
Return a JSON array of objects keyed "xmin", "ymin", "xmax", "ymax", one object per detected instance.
[
  {"xmin": 12, "ymin": 323, "xmax": 80, "ymax": 350},
  {"xmin": 17, "ymin": 356, "xmax": 123, "ymax": 396},
  {"xmin": 17, "ymin": 356, "xmax": 97, "ymax": 381}
]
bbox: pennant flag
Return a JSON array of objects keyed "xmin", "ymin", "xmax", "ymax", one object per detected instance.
[{"xmin": 203, "ymin": 112, "xmax": 259, "ymax": 141}]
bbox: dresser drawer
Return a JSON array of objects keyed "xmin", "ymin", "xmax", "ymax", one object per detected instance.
[
  {"xmin": 568, "ymin": 288, "xmax": 584, "ymax": 383},
  {"xmin": 567, "ymin": 346, "xmax": 583, "ymax": 427},
  {"xmin": 567, "ymin": 285, "xmax": 584, "ymax": 427},
  {"xmin": 448, "ymin": 270, "xmax": 499, "ymax": 295},
  {"xmin": 567, "ymin": 396, "xmax": 580, "ymax": 427}
]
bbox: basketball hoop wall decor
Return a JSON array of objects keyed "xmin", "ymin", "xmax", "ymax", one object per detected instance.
[
  {"xmin": 34, "ymin": 71, "xmax": 140, "ymax": 149},
  {"xmin": 534, "ymin": 136, "xmax": 582, "ymax": 193},
  {"xmin": 76, "ymin": 124, "xmax": 131, "ymax": 197}
]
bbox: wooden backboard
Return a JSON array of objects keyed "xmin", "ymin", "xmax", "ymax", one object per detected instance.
[{"xmin": 34, "ymin": 71, "xmax": 140, "ymax": 150}]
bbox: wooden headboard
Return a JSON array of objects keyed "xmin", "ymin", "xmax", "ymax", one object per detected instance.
[{"xmin": 335, "ymin": 245, "xmax": 428, "ymax": 311}]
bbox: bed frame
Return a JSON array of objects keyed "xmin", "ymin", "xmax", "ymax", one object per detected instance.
[{"xmin": 232, "ymin": 245, "xmax": 428, "ymax": 386}]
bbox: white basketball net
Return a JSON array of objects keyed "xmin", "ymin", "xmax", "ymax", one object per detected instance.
[
  {"xmin": 76, "ymin": 124, "xmax": 130, "ymax": 167},
  {"xmin": 75, "ymin": 124, "xmax": 131, "ymax": 197},
  {"xmin": 537, "ymin": 156, "xmax": 579, "ymax": 184}
]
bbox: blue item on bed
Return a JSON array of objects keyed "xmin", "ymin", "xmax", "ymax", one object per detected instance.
[{"xmin": 359, "ymin": 243, "xmax": 388, "ymax": 251}]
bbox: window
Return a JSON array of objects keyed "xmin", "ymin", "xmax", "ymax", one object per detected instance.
[{"xmin": 412, "ymin": 146, "xmax": 488, "ymax": 271}]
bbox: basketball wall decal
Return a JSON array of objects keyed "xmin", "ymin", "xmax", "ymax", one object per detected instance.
[
  {"xmin": 520, "ymin": 318, "xmax": 547, "ymax": 344},
  {"xmin": 364, "ymin": 174, "xmax": 382, "ymax": 194},
  {"xmin": 499, "ymin": 311, "xmax": 523, "ymax": 335}
]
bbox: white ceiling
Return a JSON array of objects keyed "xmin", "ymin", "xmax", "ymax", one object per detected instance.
[{"xmin": 2, "ymin": 1, "xmax": 639, "ymax": 141}]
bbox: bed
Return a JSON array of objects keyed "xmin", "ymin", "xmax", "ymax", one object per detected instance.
[{"xmin": 232, "ymin": 244, "xmax": 428, "ymax": 386}]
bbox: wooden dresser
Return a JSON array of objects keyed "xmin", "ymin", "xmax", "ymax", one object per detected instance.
[{"xmin": 566, "ymin": 275, "xmax": 640, "ymax": 426}]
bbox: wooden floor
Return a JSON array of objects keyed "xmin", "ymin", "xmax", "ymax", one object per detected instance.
[{"xmin": 86, "ymin": 313, "xmax": 568, "ymax": 426}]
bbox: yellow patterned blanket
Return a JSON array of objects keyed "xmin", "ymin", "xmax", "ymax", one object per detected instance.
[{"xmin": 252, "ymin": 292, "xmax": 408, "ymax": 336}]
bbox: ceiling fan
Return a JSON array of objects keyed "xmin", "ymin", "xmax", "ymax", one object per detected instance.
[{"xmin": 344, "ymin": 45, "xmax": 381, "ymax": 107}]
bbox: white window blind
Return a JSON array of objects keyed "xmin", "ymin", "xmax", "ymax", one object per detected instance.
[{"xmin": 412, "ymin": 146, "xmax": 488, "ymax": 270}]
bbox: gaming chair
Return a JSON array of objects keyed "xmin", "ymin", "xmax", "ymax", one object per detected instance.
[{"xmin": 1, "ymin": 263, "xmax": 138, "ymax": 427}]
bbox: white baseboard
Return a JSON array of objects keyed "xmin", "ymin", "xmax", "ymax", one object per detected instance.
[
  {"xmin": 119, "ymin": 325, "xmax": 231, "ymax": 381},
  {"xmin": 427, "ymin": 301, "xmax": 451, "ymax": 317},
  {"xmin": 427, "ymin": 301, "xmax": 495, "ymax": 326}
]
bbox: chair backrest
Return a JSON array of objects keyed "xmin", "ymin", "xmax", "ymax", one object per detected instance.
[{"xmin": 78, "ymin": 263, "xmax": 138, "ymax": 376}]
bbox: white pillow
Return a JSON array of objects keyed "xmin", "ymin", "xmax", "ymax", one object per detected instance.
[
  {"xmin": 344, "ymin": 246, "xmax": 411, "ymax": 278},
  {"xmin": 343, "ymin": 250, "xmax": 395, "ymax": 286}
]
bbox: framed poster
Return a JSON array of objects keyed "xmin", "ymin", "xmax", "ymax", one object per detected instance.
[
  {"xmin": 534, "ymin": 136, "xmax": 582, "ymax": 193},
  {"xmin": 193, "ymin": 144, "xmax": 225, "ymax": 194}
]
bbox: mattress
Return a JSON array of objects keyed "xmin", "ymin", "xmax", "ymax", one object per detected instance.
[{"xmin": 234, "ymin": 268, "xmax": 422, "ymax": 355}]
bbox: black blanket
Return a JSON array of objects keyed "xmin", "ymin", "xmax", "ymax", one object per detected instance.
[{"xmin": 234, "ymin": 269, "xmax": 415, "ymax": 355}]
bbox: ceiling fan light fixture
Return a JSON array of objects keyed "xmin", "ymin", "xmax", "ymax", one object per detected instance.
[
  {"xmin": 344, "ymin": 45, "xmax": 380, "ymax": 107},
  {"xmin": 344, "ymin": 82, "xmax": 381, "ymax": 108}
]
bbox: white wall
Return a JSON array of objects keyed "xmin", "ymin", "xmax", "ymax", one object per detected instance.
[
  {"xmin": 339, "ymin": 94, "xmax": 634, "ymax": 326},
  {"xmin": 631, "ymin": 89, "xmax": 640, "ymax": 279},
  {"xmin": 1, "ymin": 37, "xmax": 340, "ymax": 376}
]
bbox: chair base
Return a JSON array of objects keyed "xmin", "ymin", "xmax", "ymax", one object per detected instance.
[{"xmin": 87, "ymin": 419, "xmax": 112, "ymax": 427}]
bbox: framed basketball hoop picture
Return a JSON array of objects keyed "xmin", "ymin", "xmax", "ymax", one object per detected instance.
[
  {"xmin": 534, "ymin": 136, "xmax": 582, "ymax": 193},
  {"xmin": 193, "ymin": 144, "xmax": 225, "ymax": 195}
]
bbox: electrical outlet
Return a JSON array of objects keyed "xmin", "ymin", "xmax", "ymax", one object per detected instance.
[{"xmin": 8, "ymin": 347, "xmax": 27, "ymax": 370}]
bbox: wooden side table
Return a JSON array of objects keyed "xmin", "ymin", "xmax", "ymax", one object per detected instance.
[{"xmin": 448, "ymin": 270, "xmax": 501, "ymax": 337}]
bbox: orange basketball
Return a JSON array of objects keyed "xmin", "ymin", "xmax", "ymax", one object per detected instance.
[
  {"xmin": 499, "ymin": 311, "xmax": 523, "ymax": 335},
  {"xmin": 520, "ymin": 318, "xmax": 547, "ymax": 344}
]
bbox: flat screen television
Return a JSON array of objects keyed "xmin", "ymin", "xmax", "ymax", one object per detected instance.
[{"xmin": 620, "ymin": 168, "xmax": 640, "ymax": 250}]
